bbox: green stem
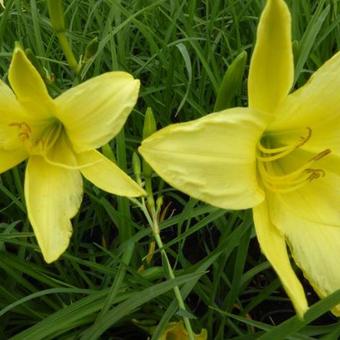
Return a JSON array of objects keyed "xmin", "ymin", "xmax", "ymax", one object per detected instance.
[
  {"xmin": 56, "ymin": 33, "xmax": 79, "ymax": 74},
  {"xmin": 47, "ymin": 0, "xmax": 80, "ymax": 74},
  {"xmin": 130, "ymin": 198, "xmax": 195, "ymax": 340},
  {"xmin": 153, "ymin": 232, "xmax": 195, "ymax": 340}
]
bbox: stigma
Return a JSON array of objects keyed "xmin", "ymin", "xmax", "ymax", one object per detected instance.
[{"xmin": 256, "ymin": 128, "xmax": 331, "ymax": 193}]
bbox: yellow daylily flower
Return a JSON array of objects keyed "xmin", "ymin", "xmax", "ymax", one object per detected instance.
[
  {"xmin": 158, "ymin": 321, "xmax": 207, "ymax": 340},
  {"xmin": 139, "ymin": 0, "xmax": 340, "ymax": 317},
  {"xmin": 0, "ymin": 46, "xmax": 145, "ymax": 263}
]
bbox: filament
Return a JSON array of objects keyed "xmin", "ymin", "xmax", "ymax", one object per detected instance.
[{"xmin": 256, "ymin": 127, "xmax": 330, "ymax": 193}]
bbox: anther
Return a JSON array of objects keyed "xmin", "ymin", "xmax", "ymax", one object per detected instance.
[
  {"xmin": 310, "ymin": 149, "xmax": 331, "ymax": 161},
  {"xmin": 296, "ymin": 127, "xmax": 312, "ymax": 147},
  {"xmin": 9, "ymin": 122, "xmax": 32, "ymax": 142},
  {"xmin": 305, "ymin": 169, "xmax": 326, "ymax": 181},
  {"xmin": 256, "ymin": 127, "xmax": 331, "ymax": 193},
  {"xmin": 9, "ymin": 122, "xmax": 32, "ymax": 133},
  {"xmin": 18, "ymin": 132, "xmax": 30, "ymax": 141}
]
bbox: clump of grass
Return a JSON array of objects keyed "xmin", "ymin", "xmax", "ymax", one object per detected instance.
[{"xmin": 0, "ymin": 0, "xmax": 339, "ymax": 339}]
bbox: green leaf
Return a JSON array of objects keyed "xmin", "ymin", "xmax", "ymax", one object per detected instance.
[
  {"xmin": 214, "ymin": 50, "xmax": 247, "ymax": 111},
  {"xmin": 258, "ymin": 290, "xmax": 340, "ymax": 340}
]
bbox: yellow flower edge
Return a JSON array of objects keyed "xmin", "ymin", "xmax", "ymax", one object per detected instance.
[
  {"xmin": 139, "ymin": 0, "xmax": 340, "ymax": 317},
  {"xmin": 0, "ymin": 46, "xmax": 145, "ymax": 263}
]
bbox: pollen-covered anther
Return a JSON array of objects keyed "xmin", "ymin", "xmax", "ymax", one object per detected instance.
[
  {"xmin": 296, "ymin": 127, "xmax": 312, "ymax": 147},
  {"xmin": 9, "ymin": 122, "xmax": 32, "ymax": 141},
  {"xmin": 310, "ymin": 148, "xmax": 331, "ymax": 161},
  {"xmin": 305, "ymin": 168, "xmax": 326, "ymax": 181}
]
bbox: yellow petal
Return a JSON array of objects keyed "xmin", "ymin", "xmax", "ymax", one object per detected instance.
[
  {"xmin": 8, "ymin": 46, "xmax": 55, "ymax": 120},
  {"xmin": 139, "ymin": 108, "xmax": 267, "ymax": 210},
  {"xmin": 0, "ymin": 148, "xmax": 27, "ymax": 174},
  {"xmin": 55, "ymin": 72, "xmax": 140, "ymax": 153},
  {"xmin": 0, "ymin": 81, "xmax": 27, "ymax": 150},
  {"xmin": 76, "ymin": 150, "xmax": 145, "ymax": 197},
  {"xmin": 248, "ymin": 0, "xmax": 293, "ymax": 113},
  {"xmin": 25, "ymin": 156, "xmax": 83, "ymax": 263},
  {"xmin": 159, "ymin": 322, "xmax": 207, "ymax": 340},
  {"xmin": 270, "ymin": 201, "xmax": 340, "ymax": 316},
  {"xmin": 269, "ymin": 52, "xmax": 340, "ymax": 136},
  {"xmin": 253, "ymin": 201, "xmax": 308, "ymax": 317},
  {"xmin": 269, "ymin": 149, "xmax": 340, "ymax": 227}
]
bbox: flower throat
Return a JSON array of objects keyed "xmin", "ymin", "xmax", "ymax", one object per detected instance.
[
  {"xmin": 256, "ymin": 127, "xmax": 331, "ymax": 193},
  {"xmin": 10, "ymin": 119, "xmax": 63, "ymax": 156}
]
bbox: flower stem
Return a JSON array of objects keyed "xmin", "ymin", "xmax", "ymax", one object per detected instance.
[
  {"xmin": 47, "ymin": 0, "xmax": 80, "ymax": 74},
  {"xmin": 56, "ymin": 33, "xmax": 79, "ymax": 74},
  {"xmin": 131, "ymin": 198, "xmax": 195, "ymax": 340}
]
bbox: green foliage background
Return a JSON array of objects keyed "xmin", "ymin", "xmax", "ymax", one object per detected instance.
[{"xmin": 0, "ymin": 0, "xmax": 339, "ymax": 338}]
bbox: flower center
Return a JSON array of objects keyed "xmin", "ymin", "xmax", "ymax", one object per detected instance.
[
  {"xmin": 9, "ymin": 119, "xmax": 63, "ymax": 156},
  {"xmin": 256, "ymin": 128, "xmax": 331, "ymax": 193}
]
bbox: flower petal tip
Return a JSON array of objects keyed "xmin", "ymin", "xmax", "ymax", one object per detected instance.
[
  {"xmin": 39, "ymin": 231, "xmax": 72, "ymax": 264},
  {"xmin": 332, "ymin": 305, "xmax": 340, "ymax": 317},
  {"xmin": 132, "ymin": 186, "xmax": 147, "ymax": 197},
  {"xmin": 13, "ymin": 43, "xmax": 25, "ymax": 55},
  {"xmin": 296, "ymin": 302, "xmax": 308, "ymax": 320},
  {"xmin": 43, "ymin": 249, "xmax": 66, "ymax": 264},
  {"xmin": 138, "ymin": 143, "xmax": 145, "ymax": 154},
  {"xmin": 123, "ymin": 180, "xmax": 147, "ymax": 198}
]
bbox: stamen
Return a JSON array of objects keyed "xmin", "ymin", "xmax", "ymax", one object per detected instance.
[
  {"xmin": 296, "ymin": 127, "xmax": 312, "ymax": 147},
  {"xmin": 261, "ymin": 179, "xmax": 312, "ymax": 193},
  {"xmin": 9, "ymin": 122, "xmax": 32, "ymax": 141},
  {"xmin": 256, "ymin": 147, "xmax": 296, "ymax": 162},
  {"xmin": 258, "ymin": 161, "xmax": 304, "ymax": 183},
  {"xmin": 261, "ymin": 168, "xmax": 326, "ymax": 193},
  {"xmin": 256, "ymin": 127, "xmax": 312, "ymax": 162},
  {"xmin": 38, "ymin": 123, "xmax": 63, "ymax": 152},
  {"xmin": 9, "ymin": 122, "xmax": 32, "ymax": 133},
  {"xmin": 256, "ymin": 127, "xmax": 330, "ymax": 193},
  {"xmin": 257, "ymin": 143, "xmax": 293, "ymax": 154},
  {"xmin": 9, "ymin": 120, "xmax": 64, "ymax": 156},
  {"xmin": 310, "ymin": 149, "xmax": 331, "ymax": 161},
  {"xmin": 18, "ymin": 132, "xmax": 30, "ymax": 141},
  {"xmin": 258, "ymin": 162, "xmax": 311, "ymax": 193},
  {"xmin": 305, "ymin": 169, "xmax": 325, "ymax": 181}
]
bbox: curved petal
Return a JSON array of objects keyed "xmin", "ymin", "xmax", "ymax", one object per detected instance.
[
  {"xmin": 253, "ymin": 201, "xmax": 308, "ymax": 317},
  {"xmin": 76, "ymin": 150, "xmax": 145, "ymax": 197},
  {"xmin": 55, "ymin": 72, "xmax": 140, "ymax": 153},
  {"xmin": 268, "ymin": 149, "xmax": 340, "ymax": 227},
  {"xmin": 269, "ymin": 52, "xmax": 340, "ymax": 139},
  {"xmin": 248, "ymin": 0, "xmax": 293, "ymax": 113},
  {"xmin": 0, "ymin": 148, "xmax": 27, "ymax": 174},
  {"xmin": 8, "ymin": 46, "xmax": 56, "ymax": 120},
  {"xmin": 139, "ymin": 108, "xmax": 268, "ymax": 210},
  {"xmin": 270, "ymin": 203, "xmax": 340, "ymax": 316},
  {"xmin": 25, "ymin": 156, "xmax": 83, "ymax": 263}
]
